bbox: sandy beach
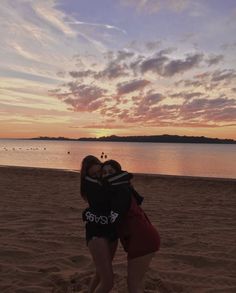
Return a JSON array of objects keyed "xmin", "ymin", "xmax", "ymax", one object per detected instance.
[{"xmin": 0, "ymin": 166, "xmax": 235, "ymax": 293}]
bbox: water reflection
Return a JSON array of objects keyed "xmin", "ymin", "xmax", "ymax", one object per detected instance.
[{"xmin": 0, "ymin": 140, "xmax": 235, "ymax": 178}]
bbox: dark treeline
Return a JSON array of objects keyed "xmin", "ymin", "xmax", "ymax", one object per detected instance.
[
  {"xmin": 32, "ymin": 136, "xmax": 73, "ymax": 141},
  {"xmin": 31, "ymin": 135, "xmax": 236, "ymax": 144}
]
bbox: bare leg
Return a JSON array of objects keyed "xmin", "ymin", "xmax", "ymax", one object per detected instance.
[
  {"xmin": 88, "ymin": 239, "xmax": 117, "ymax": 292},
  {"xmin": 89, "ymin": 239, "xmax": 118, "ymax": 292},
  {"xmin": 88, "ymin": 270, "xmax": 100, "ymax": 293},
  {"xmin": 110, "ymin": 239, "xmax": 118, "ymax": 261},
  {"xmin": 127, "ymin": 253, "xmax": 155, "ymax": 293},
  {"xmin": 88, "ymin": 238, "xmax": 114, "ymax": 293}
]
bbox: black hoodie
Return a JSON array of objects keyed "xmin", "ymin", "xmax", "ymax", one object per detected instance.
[
  {"xmin": 83, "ymin": 171, "xmax": 144, "ymax": 225},
  {"xmin": 82, "ymin": 176, "xmax": 119, "ymax": 243}
]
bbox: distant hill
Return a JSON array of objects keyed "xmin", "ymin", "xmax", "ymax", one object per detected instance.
[{"xmin": 31, "ymin": 135, "xmax": 236, "ymax": 144}]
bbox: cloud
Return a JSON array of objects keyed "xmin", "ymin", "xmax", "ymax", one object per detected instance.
[
  {"xmin": 140, "ymin": 52, "xmax": 203, "ymax": 76},
  {"xmin": 2, "ymin": 0, "xmax": 235, "ymax": 136},
  {"xmin": 33, "ymin": 2, "xmax": 76, "ymax": 37},
  {"xmin": 68, "ymin": 50, "xmax": 136, "ymax": 81},
  {"xmin": 69, "ymin": 70, "xmax": 96, "ymax": 79},
  {"xmin": 52, "ymin": 83, "xmax": 107, "ymax": 112},
  {"xmin": 211, "ymin": 69, "xmax": 236, "ymax": 83},
  {"xmin": 132, "ymin": 92, "xmax": 165, "ymax": 117},
  {"xmin": 96, "ymin": 62, "xmax": 129, "ymax": 80},
  {"xmin": 8, "ymin": 42, "xmax": 41, "ymax": 62},
  {"xmin": 170, "ymin": 91, "xmax": 203, "ymax": 100},
  {"xmin": 206, "ymin": 54, "xmax": 224, "ymax": 66},
  {"xmin": 204, "ymin": 107, "xmax": 236, "ymax": 122},
  {"xmin": 0, "ymin": 1, "xmax": 72, "ymax": 82},
  {"xmin": 105, "ymin": 94, "xmax": 236, "ymax": 127},
  {"xmin": 123, "ymin": 103, "xmax": 180, "ymax": 124},
  {"xmin": 176, "ymin": 68, "xmax": 236, "ymax": 91},
  {"xmin": 175, "ymin": 78, "xmax": 203, "ymax": 88},
  {"xmin": 0, "ymin": 0, "xmax": 116, "ymax": 83},
  {"xmin": 143, "ymin": 92, "xmax": 165, "ymax": 104},
  {"xmin": 51, "ymin": 41, "xmax": 236, "ymax": 129},
  {"xmin": 95, "ymin": 50, "xmax": 136, "ymax": 80},
  {"xmin": 180, "ymin": 97, "xmax": 236, "ymax": 122},
  {"xmin": 116, "ymin": 50, "xmax": 135, "ymax": 62},
  {"xmin": 65, "ymin": 20, "xmax": 127, "ymax": 35},
  {"xmin": 117, "ymin": 79, "xmax": 150, "ymax": 95},
  {"xmin": 140, "ymin": 54, "xmax": 169, "ymax": 75},
  {"xmin": 163, "ymin": 53, "xmax": 203, "ymax": 76}
]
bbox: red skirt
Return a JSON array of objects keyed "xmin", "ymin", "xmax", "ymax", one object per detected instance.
[{"xmin": 118, "ymin": 196, "xmax": 160, "ymax": 259}]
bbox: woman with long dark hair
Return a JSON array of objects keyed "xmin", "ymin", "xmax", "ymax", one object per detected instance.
[{"xmin": 80, "ymin": 155, "xmax": 118, "ymax": 293}]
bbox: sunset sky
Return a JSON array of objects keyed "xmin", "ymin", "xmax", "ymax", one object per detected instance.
[{"xmin": 0, "ymin": 0, "xmax": 236, "ymax": 139}]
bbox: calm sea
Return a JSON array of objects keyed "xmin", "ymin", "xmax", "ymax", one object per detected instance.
[{"xmin": 0, "ymin": 139, "xmax": 235, "ymax": 179}]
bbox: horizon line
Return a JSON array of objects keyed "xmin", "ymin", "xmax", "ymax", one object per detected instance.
[{"xmin": 0, "ymin": 133, "xmax": 236, "ymax": 142}]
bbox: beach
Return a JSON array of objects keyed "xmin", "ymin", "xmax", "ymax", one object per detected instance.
[{"xmin": 0, "ymin": 166, "xmax": 236, "ymax": 293}]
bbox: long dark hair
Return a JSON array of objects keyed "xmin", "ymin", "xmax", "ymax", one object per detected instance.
[
  {"xmin": 80, "ymin": 155, "xmax": 101, "ymax": 200},
  {"xmin": 102, "ymin": 159, "xmax": 122, "ymax": 173}
]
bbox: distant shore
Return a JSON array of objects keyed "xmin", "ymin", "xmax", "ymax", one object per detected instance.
[
  {"xmin": 28, "ymin": 134, "xmax": 236, "ymax": 144},
  {"xmin": 0, "ymin": 166, "xmax": 236, "ymax": 292}
]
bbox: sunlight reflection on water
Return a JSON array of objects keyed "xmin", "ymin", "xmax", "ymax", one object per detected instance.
[{"xmin": 0, "ymin": 139, "xmax": 235, "ymax": 178}]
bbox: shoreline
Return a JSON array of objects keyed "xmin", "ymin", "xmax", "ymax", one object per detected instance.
[{"xmin": 1, "ymin": 164, "xmax": 236, "ymax": 182}]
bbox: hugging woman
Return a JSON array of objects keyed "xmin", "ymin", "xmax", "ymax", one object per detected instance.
[
  {"xmin": 81, "ymin": 156, "xmax": 160, "ymax": 293},
  {"xmin": 80, "ymin": 156, "xmax": 118, "ymax": 293}
]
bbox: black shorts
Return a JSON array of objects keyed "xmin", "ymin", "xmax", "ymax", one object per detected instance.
[{"xmin": 85, "ymin": 223, "xmax": 118, "ymax": 244}]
